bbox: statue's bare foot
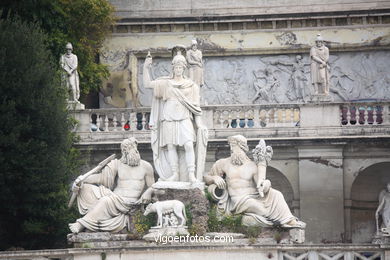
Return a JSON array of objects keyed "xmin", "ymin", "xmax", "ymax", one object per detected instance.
[
  {"xmin": 69, "ymin": 222, "xmax": 84, "ymax": 233},
  {"xmin": 283, "ymin": 219, "xmax": 306, "ymax": 229}
]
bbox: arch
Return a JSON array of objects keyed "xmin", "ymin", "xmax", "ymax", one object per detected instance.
[
  {"xmin": 344, "ymin": 158, "xmax": 390, "ymax": 200},
  {"xmin": 267, "ymin": 166, "xmax": 295, "ymax": 209},
  {"xmin": 350, "ymin": 162, "xmax": 390, "ymax": 243}
]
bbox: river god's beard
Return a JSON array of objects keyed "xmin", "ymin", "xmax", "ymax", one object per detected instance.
[
  {"xmin": 120, "ymin": 148, "xmax": 141, "ymax": 167},
  {"xmin": 230, "ymin": 149, "xmax": 249, "ymax": 166}
]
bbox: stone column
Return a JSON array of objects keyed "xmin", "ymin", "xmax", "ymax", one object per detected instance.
[{"xmin": 298, "ymin": 146, "xmax": 345, "ymax": 243}]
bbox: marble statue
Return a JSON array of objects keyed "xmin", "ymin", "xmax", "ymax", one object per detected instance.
[
  {"xmin": 204, "ymin": 135, "xmax": 305, "ymax": 228},
  {"xmin": 60, "ymin": 42, "xmax": 80, "ymax": 103},
  {"xmin": 376, "ymin": 182, "xmax": 390, "ymax": 236},
  {"xmin": 143, "ymin": 48, "xmax": 208, "ymax": 183},
  {"xmin": 68, "ymin": 137, "xmax": 155, "ymax": 233},
  {"xmin": 186, "ymin": 39, "xmax": 204, "ymax": 87},
  {"xmin": 310, "ymin": 34, "xmax": 330, "ymax": 95},
  {"xmin": 144, "ymin": 200, "xmax": 187, "ymax": 228}
]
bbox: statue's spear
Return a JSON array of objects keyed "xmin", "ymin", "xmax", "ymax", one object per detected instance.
[{"xmin": 68, "ymin": 154, "xmax": 116, "ymax": 208}]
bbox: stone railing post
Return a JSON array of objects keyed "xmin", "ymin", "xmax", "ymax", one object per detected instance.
[
  {"xmin": 71, "ymin": 109, "xmax": 91, "ymax": 132},
  {"xmin": 300, "ymin": 103, "xmax": 340, "ymax": 127}
]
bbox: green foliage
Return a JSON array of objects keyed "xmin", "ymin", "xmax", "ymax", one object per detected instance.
[
  {"xmin": 207, "ymin": 204, "xmax": 263, "ymax": 238},
  {"xmin": 0, "ymin": 16, "xmax": 80, "ymax": 250},
  {"xmin": 132, "ymin": 210, "xmax": 156, "ymax": 238},
  {"xmin": 0, "ymin": 0, "xmax": 115, "ymax": 95}
]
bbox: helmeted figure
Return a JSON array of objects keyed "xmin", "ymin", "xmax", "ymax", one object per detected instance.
[
  {"xmin": 186, "ymin": 39, "xmax": 204, "ymax": 87},
  {"xmin": 143, "ymin": 48, "xmax": 208, "ymax": 183},
  {"xmin": 310, "ymin": 34, "xmax": 330, "ymax": 95},
  {"xmin": 60, "ymin": 42, "xmax": 80, "ymax": 102}
]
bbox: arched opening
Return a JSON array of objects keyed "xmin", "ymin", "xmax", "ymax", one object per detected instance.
[
  {"xmin": 267, "ymin": 166, "xmax": 294, "ymax": 209},
  {"xmin": 350, "ymin": 162, "xmax": 390, "ymax": 243}
]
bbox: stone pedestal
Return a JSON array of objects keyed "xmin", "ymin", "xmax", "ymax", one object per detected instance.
[
  {"xmin": 309, "ymin": 94, "xmax": 333, "ymax": 103},
  {"xmin": 152, "ymin": 182, "xmax": 209, "ymax": 235},
  {"xmin": 67, "ymin": 101, "xmax": 85, "ymax": 110},
  {"xmin": 143, "ymin": 226, "xmax": 190, "ymax": 241}
]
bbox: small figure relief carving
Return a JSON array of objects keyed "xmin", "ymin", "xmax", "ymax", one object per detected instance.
[
  {"xmin": 60, "ymin": 43, "xmax": 80, "ymax": 103},
  {"xmin": 329, "ymin": 66, "xmax": 354, "ymax": 101},
  {"xmin": 376, "ymin": 183, "xmax": 390, "ymax": 236},
  {"xmin": 144, "ymin": 200, "xmax": 187, "ymax": 228},
  {"xmin": 204, "ymin": 135, "xmax": 306, "ymax": 229},
  {"xmin": 252, "ymin": 68, "xmax": 281, "ymax": 104},
  {"xmin": 271, "ymin": 55, "xmax": 310, "ymax": 102},
  {"xmin": 310, "ymin": 34, "xmax": 330, "ymax": 96}
]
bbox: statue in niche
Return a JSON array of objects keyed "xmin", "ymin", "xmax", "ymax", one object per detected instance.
[
  {"xmin": 272, "ymin": 55, "xmax": 309, "ymax": 102},
  {"xmin": 186, "ymin": 39, "xmax": 204, "ymax": 87},
  {"xmin": 68, "ymin": 137, "xmax": 155, "ymax": 233},
  {"xmin": 310, "ymin": 34, "xmax": 330, "ymax": 95},
  {"xmin": 60, "ymin": 42, "xmax": 80, "ymax": 103},
  {"xmin": 204, "ymin": 135, "xmax": 306, "ymax": 228},
  {"xmin": 376, "ymin": 182, "xmax": 390, "ymax": 236},
  {"xmin": 252, "ymin": 68, "xmax": 280, "ymax": 103},
  {"xmin": 143, "ymin": 47, "xmax": 208, "ymax": 183}
]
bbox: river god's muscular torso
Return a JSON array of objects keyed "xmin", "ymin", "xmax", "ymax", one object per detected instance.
[
  {"xmin": 218, "ymin": 158, "xmax": 258, "ymax": 198},
  {"xmin": 113, "ymin": 161, "xmax": 148, "ymax": 201}
]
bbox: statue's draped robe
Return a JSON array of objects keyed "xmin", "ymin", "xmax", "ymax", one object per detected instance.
[
  {"xmin": 209, "ymin": 159, "xmax": 296, "ymax": 227},
  {"xmin": 76, "ymin": 159, "xmax": 133, "ymax": 232},
  {"xmin": 149, "ymin": 77, "xmax": 207, "ymax": 180},
  {"xmin": 186, "ymin": 49, "xmax": 204, "ymax": 86},
  {"xmin": 60, "ymin": 53, "xmax": 80, "ymax": 100},
  {"xmin": 379, "ymin": 190, "xmax": 390, "ymax": 229},
  {"xmin": 310, "ymin": 45, "xmax": 330, "ymax": 87}
]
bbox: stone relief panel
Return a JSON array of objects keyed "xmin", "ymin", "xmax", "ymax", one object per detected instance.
[{"xmin": 132, "ymin": 50, "xmax": 390, "ymax": 107}]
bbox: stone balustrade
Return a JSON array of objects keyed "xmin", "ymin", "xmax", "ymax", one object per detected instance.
[
  {"xmin": 0, "ymin": 244, "xmax": 388, "ymax": 260},
  {"xmin": 71, "ymin": 102, "xmax": 390, "ymax": 144}
]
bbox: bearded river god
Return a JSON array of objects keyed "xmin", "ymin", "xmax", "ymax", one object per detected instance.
[{"xmin": 68, "ymin": 138, "xmax": 155, "ymax": 233}]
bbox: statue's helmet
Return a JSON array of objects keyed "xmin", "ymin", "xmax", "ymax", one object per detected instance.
[
  {"xmin": 172, "ymin": 50, "xmax": 187, "ymax": 67},
  {"xmin": 191, "ymin": 39, "xmax": 198, "ymax": 46},
  {"xmin": 315, "ymin": 33, "xmax": 324, "ymax": 42},
  {"xmin": 66, "ymin": 42, "xmax": 73, "ymax": 50},
  {"xmin": 228, "ymin": 135, "xmax": 249, "ymax": 152}
]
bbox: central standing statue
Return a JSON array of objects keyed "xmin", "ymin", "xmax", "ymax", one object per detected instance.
[{"xmin": 143, "ymin": 48, "xmax": 208, "ymax": 183}]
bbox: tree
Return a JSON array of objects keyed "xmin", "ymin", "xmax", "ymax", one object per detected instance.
[
  {"xmin": 0, "ymin": 0, "xmax": 115, "ymax": 96},
  {"xmin": 0, "ymin": 16, "xmax": 79, "ymax": 250}
]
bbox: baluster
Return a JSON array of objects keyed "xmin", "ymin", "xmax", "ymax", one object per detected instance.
[
  {"xmin": 142, "ymin": 112, "xmax": 147, "ymax": 130},
  {"xmin": 272, "ymin": 109, "xmax": 277, "ymax": 127},
  {"xmin": 289, "ymin": 108, "xmax": 294, "ymax": 126},
  {"xmin": 363, "ymin": 106, "xmax": 368, "ymax": 125},
  {"xmin": 89, "ymin": 112, "xmax": 93, "ymax": 132},
  {"xmin": 373, "ymin": 106, "xmax": 377, "ymax": 125},
  {"xmin": 384, "ymin": 105, "xmax": 390, "ymax": 125},
  {"xmin": 121, "ymin": 112, "xmax": 125, "ymax": 131},
  {"xmin": 346, "ymin": 106, "xmax": 351, "ymax": 126},
  {"xmin": 218, "ymin": 111, "xmax": 224, "ymax": 128},
  {"xmin": 130, "ymin": 111, "xmax": 137, "ymax": 130},
  {"xmin": 227, "ymin": 111, "xmax": 232, "ymax": 128},
  {"xmin": 104, "ymin": 114, "xmax": 109, "ymax": 131},
  {"xmin": 253, "ymin": 108, "xmax": 260, "ymax": 128},
  {"xmin": 265, "ymin": 109, "xmax": 270, "ymax": 127},
  {"xmin": 244, "ymin": 111, "xmax": 248, "ymax": 128},
  {"xmin": 236, "ymin": 109, "xmax": 240, "ymax": 128},
  {"xmin": 282, "ymin": 109, "xmax": 286, "ymax": 125},
  {"xmin": 112, "ymin": 114, "xmax": 118, "ymax": 131},
  {"xmin": 340, "ymin": 106, "xmax": 344, "ymax": 126},
  {"xmin": 96, "ymin": 113, "xmax": 101, "ymax": 131}
]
